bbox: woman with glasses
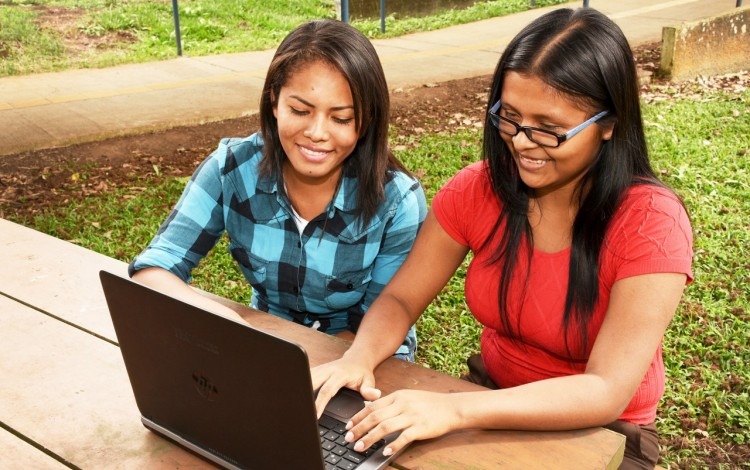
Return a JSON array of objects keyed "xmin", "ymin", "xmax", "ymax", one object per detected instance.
[{"xmin": 312, "ymin": 8, "xmax": 693, "ymax": 469}]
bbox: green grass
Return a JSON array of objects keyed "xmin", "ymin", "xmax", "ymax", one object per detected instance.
[
  {"xmin": 0, "ymin": 6, "xmax": 65, "ymax": 76},
  {"xmin": 12, "ymin": 88, "xmax": 750, "ymax": 468},
  {"xmin": 643, "ymin": 93, "xmax": 750, "ymax": 466},
  {"xmin": 0, "ymin": 0, "xmax": 568, "ymax": 76}
]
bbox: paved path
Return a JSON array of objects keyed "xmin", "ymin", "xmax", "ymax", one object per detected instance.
[{"xmin": 0, "ymin": 0, "xmax": 739, "ymax": 156}]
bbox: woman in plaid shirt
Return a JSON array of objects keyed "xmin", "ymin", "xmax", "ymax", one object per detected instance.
[{"xmin": 129, "ymin": 20, "xmax": 426, "ymax": 360}]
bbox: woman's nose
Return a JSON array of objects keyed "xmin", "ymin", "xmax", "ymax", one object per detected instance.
[
  {"xmin": 511, "ymin": 130, "xmax": 539, "ymax": 150},
  {"xmin": 303, "ymin": 115, "xmax": 329, "ymax": 141}
]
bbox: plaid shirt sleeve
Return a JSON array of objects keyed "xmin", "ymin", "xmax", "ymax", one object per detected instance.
[{"xmin": 128, "ymin": 138, "xmax": 244, "ymax": 281}]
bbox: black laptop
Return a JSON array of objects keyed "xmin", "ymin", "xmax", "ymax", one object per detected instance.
[{"xmin": 99, "ymin": 270, "xmax": 402, "ymax": 470}]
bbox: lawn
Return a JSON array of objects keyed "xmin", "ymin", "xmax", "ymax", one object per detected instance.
[{"xmin": 0, "ymin": 0, "xmax": 568, "ymax": 77}]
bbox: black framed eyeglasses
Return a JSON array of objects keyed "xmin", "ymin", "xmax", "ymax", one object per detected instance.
[{"xmin": 489, "ymin": 101, "xmax": 609, "ymax": 148}]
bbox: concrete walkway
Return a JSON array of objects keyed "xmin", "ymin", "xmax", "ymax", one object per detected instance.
[{"xmin": 0, "ymin": 0, "xmax": 739, "ymax": 156}]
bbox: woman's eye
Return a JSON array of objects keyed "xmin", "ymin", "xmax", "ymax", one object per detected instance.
[
  {"xmin": 333, "ymin": 117, "xmax": 354, "ymax": 125},
  {"xmin": 501, "ymin": 110, "xmax": 520, "ymax": 121},
  {"xmin": 540, "ymin": 123, "xmax": 563, "ymax": 132},
  {"xmin": 290, "ymin": 107, "xmax": 308, "ymax": 116}
]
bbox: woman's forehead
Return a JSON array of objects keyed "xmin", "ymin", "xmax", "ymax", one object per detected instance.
[{"xmin": 500, "ymin": 72, "xmax": 593, "ymax": 116}]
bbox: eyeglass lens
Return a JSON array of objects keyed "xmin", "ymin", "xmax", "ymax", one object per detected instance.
[{"xmin": 496, "ymin": 117, "xmax": 559, "ymax": 147}]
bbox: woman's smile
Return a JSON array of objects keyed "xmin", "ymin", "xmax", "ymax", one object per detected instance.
[
  {"xmin": 516, "ymin": 154, "xmax": 550, "ymax": 170},
  {"xmin": 297, "ymin": 143, "xmax": 333, "ymax": 163}
]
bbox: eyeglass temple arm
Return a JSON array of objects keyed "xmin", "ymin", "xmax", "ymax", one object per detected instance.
[{"xmin": 563, "ymin": 110, "xmax": 609, "ymax": 140}]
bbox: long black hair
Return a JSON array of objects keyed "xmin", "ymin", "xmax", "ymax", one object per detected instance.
[
  {"xmin": 258, "ymin": 19, "xmax": 409, "ymax": 227},
  {"xmin": 482, "ymin": 8, "xmax": 660, "ymax": 357}
]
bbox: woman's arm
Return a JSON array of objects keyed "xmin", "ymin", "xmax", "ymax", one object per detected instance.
[
  {"xmin": 346, "ymin": 179, "xmax": 427, "ymax": 335},
  {"xmin": 132, "ymin": 267, "xmax": 245, "ymax": 322},
  {"xmin": 342, "ymin": 271, "xmax": 687, "ymax": 456},
  {"xmin": 312, "ymin": 211, "xmax": 469, "ymax": 411}
]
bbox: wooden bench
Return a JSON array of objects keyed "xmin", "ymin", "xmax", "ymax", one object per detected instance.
[{"xmin": 0, "ymin": 218, "xmax": 625, "ymax": 469}]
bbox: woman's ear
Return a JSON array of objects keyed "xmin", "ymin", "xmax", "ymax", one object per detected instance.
[
  {"xmin": 271, "ymin": 92, "xmax": 278, "ymax": 119},
  {"xmin": 601, "ymin": 121, "xmax": 615, "ymax": 141}
]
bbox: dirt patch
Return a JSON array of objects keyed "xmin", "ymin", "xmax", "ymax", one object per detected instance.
[{"xmin": 33, "ymin": 5, "xmax": 138, "ymax": 55}]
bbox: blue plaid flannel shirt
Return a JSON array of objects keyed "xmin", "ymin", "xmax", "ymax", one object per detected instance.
[{"xmin": 129, "ymin": 133, "xmax": 426, "ymax": 356}]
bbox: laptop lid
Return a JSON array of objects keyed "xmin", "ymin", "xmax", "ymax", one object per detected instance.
[{"xmin": 99, "ymin": 270, "xmax": 399, "ymax": 470}]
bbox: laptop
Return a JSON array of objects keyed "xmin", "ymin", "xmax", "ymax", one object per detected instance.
[{"xmin": 99, "ymin": 270, "xmax": 402, "ymax": 470}]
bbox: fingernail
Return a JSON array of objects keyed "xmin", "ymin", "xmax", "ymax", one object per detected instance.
[
  {"xmin": 354, "ymin": 441, "xmax": 364, "ymax": 452},
  {"xmin": 345, "ymin": 431, "xmax": 354, "ymax": 442},
  {"xmin": 345, "ymin": 420, "xmax": 353, "ymax": 430},
  {"xmin": 383, "ymin": 447, "xmax": 393, "ymax": 456}
]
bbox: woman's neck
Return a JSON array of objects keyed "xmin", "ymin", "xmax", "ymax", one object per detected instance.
[
  {"xmin": 528, "ymin": 191, "xmax": 579, "ymax": 253},
  {"xmin": 282, "ymin": 164, "xmax": 342, "ymax": 221}
]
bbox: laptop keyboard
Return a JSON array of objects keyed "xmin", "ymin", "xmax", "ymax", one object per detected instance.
[{"xmin": 319, "ymin": 414, "xmax": 386, "ymax": 470}]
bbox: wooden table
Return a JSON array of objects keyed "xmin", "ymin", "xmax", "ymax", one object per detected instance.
[{"xmin": 0, "ymin": 218, "xmax": 625, "ymax": 469}]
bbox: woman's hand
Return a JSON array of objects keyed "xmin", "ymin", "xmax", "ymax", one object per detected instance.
[
  {"xmin": 345, "ymin": 389, "xmax": 461, "ymax": 457},
  {"xmin": 311, "ymin": 356, "xmax": 381, "ymax": 419}
]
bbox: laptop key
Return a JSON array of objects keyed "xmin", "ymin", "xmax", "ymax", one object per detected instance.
[
  {"xmin": 319, "ymin": 415, "xmax": 341, "ymax": 429},
  {"xmin": 325, "ymin": 454, "xmax": 343, "ymax": 465},
  {"xmin": 343, "ymin": 450, "xmax": 365, "ymax": 464},
  {"xmin": 370, "ymin": 439, "xmax": 386, "ymax": 450},
  {"xmin": 324, "ymin": 430, "xmax": 340, "ymax": 441},
  {"xmin": 331, "ymin": 444, "xmax": 348, "ymax": 456},
  {"xmin": 336, "ymin": 460, "xmax": 358, "ymax": 470}
]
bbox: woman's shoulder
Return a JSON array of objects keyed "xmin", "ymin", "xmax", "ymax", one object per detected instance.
[
  {"xmin": 385, "ymin": 168, "xmax": 423, "ymax": 192},
  {"xmin": 438, "ymin": 160, "xmax": 492, "ymax": 196},
  {"xmin": 211, "ymin": 132, "xmax": 264, "ymax": 171},
  {"xmin": 610, "ymin": 181, "xmax": 692, "ymax": 243},
  {"xmin": 619, "ymin": 182, "xmax": 687, "ymax": 215}
]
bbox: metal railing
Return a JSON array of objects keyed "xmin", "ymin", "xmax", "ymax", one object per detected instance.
[
  {"xmin": 529, "ymin": 0, "xmax": 588, "ymax": 5},
  {"xmin": 341, "ymin": 1, "xmax": 594, "ymax": 32}
]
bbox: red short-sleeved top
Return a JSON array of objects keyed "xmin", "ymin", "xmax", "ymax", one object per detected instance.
[{"xmin": 432, "ymin": 161, "xmax": 693, "ymax": 424}]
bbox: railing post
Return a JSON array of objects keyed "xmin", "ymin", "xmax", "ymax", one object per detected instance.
[
  {"xmin": 583, "ymin": 0, "xmax": 590, "ymax": 7},
  {"xmin": 380, "ymin": 0, "xmax": 386, "ymax": 33},
  {"xmin": 737, "ymin": 0, "xmax": 743, "ymax": 7},
  {"xmin": 171, "ymin": 0, "xmax": 182, "ymax": 56},
  {"xmin": 341, "ymin": 0, "xmax": 349, "ymax": 23},
  {"xmin": 529, "ymin": 0, "xmax": 535, "ymax": 6}
]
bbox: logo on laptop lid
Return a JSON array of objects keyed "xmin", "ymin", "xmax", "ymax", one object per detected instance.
[{"xmin": 192, "ymin": 372, "xmax": 219, "ymax": 401}]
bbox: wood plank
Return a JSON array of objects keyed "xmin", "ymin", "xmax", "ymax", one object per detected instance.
[
  {"xmin": 0, "ymin": 429, "xmax": 69, "ymax": 469},
  {"xmin": 397, "ymin": 427, "xmax": 625, "ymax": 470},
  {"xmin": 0, "ymin": 296, "xmax": 213, "ymax": 469},
  {"xmin": 0, "ymin": 218, "xmax": 128, "ymax": 341}
]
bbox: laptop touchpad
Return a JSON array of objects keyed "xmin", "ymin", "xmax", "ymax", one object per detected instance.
[{"xmin": 325, "ymin": 388, "xmax": 366, "ymax": 420}]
